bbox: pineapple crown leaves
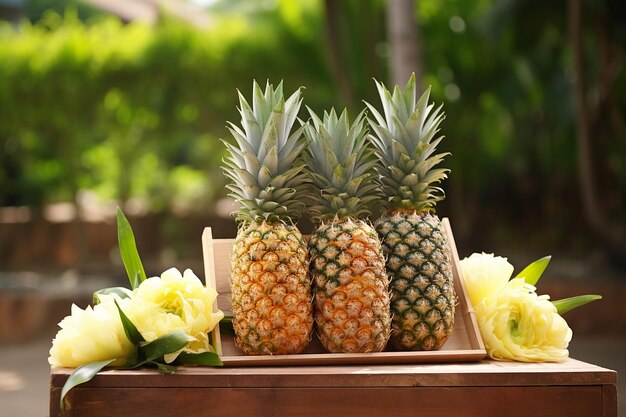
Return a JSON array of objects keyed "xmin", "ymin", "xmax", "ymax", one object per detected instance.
[
  {"xmin": 221, "ymin": 80, "xmax": 310, "ymax": 224},
  {"xmin": 302, "ymin": 106, "xmax": 381, "ymax": 223},
  {"xmin": 364, "ymin": 73, "xmax": 450, "ymax": 212}
]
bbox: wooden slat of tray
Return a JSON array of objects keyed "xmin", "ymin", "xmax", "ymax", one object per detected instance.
[{"xmin": 206, "ymin": 217, "xmax": 486, "ymax": 366}]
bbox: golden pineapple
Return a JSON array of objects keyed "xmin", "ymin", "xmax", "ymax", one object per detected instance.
[
  {"xmin": 303, "ymin": 108, "xmax": 391, "ymax": 353},
  {"xmin": 365, "ymin": 75, "xmax": 456, "ymax": 351},
  {"xmin": 222, "ymin": 81, "xmax": 313, "ymax": 355}
]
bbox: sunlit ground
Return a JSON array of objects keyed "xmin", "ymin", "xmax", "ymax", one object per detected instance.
[{"xmin": 0, "ymin": 335, "xmax": 624, "ymax": 416}]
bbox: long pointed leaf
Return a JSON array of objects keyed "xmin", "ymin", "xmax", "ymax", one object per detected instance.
[
  {"xmin": 130, "ymin": 271, "xmax": 141, "ymax": 292},
  {"xmin": 515, "ymin": 255, "xmax": 551, "ymax": 285},
  {"xmin": 176, "ymin": 352, "xmax": 223, "ymax": 366},
  {"xmin": 553, "ymin": 295, "xmax": 602, "ymax": 315},
  {"xmin": 116, "ymin": 208, "xmax": 147, "ymax": 289},
  {"xmin": 93, "ymin": 287, "xmax": 132, "ymax": 305},
  {"xmin": 114, "ymin": 299, "xmax": 143, "ymax": 345},
  {"xmin": 140, "ymin": 330, "xmax": 193, "ymax": 363},
  {"xmin": 60, "ymin": 358, "xmax": 116, "ymax": 411}
]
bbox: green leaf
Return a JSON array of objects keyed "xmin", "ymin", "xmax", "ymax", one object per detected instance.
[
  {"xmin": 552, "ymin": 295, "xmax": 602, "ymax": 315},
  {"xmin": 93, "ymin": 287, "xmax": 132, "ymax": 305},
  {"xmin": 130, "ymin": 271, "xmax": 142, "ymax": 292},
  {"xmin": 219, "ymin": 315, "xmax": 234, "ymax": 336},
  {"xmin": 140, "ymin": 330, "xmax": 193, "ymax": 363},
  {"xmin": 515, "ymin": 255, "xmax": 551, "ymax": 285},
  {"xmin": 114, "ymin": 299, "xmax": 143, "ymax": 345},
  {"xmin": 176, "ymin": 351, "xmax": 223, "ymax": 366},
  {"xmin": 148, "ymin": 361, "xmax": 178, "ymax": 374},
  {"xmin": 125, "ymin": 345, "xmax": 142, "ymax": 368},
  {"xmin": 60, "ymin": 358, "xmax": 116, "ymax": 411},
  {"xmin": 117, "ymin": 207, "xmax": 147, "ymax": 289}
]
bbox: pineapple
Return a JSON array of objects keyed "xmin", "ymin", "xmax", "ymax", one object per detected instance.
[
  {"xmin": 303, "ymin": 107, "xmax": 391, "ymax": 353},
  {"xmin": 222, "ymin": 81, "xmax": 313, "ymax": 355},
  {"xmin": 365, "ymin": 74, "xmax": 456, "ymax": 351}
]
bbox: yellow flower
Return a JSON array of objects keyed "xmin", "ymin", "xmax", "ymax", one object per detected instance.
[
  {"xmin": 460, "ymin": 252, "xmax": 514, "ymax": 307},
  {"xmin": 48, "ymin": 296, "xmax": 135, "ymax": 368},
  {"xmin": 476, "ymin": 278, "xmax": 572, "ymax": 362},
  {"xmin": 126, "ymin": 267, "xmax": 224, "ymax": 363}
]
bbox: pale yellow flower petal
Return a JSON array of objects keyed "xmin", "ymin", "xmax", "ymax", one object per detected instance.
[
  {"xmin": 476, "ymin": 278, "xmax": 572, "ymax": 362},
  {"xmin": 48, "ymin": 297, "xmax": 135, "ymax": 368},
  {"xmin": 126, "ymin": 267, "xmax": 224, "ymax": 362},
  {"xmin": 460, "ymin": 252, "xmax": 514, "ymax": 306}
]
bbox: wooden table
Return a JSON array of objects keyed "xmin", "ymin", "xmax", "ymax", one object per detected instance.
[{"xmin": 50, "ymin": 358, "xmax": 617, "ymax": 417}]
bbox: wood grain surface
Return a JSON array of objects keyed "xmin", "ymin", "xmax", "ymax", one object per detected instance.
[
  {"xmin": 50, "ymin": 358, "xmax": 616, "ymax": 389},
  {"xmin": 51, "ymin": 386, "xmax": 607, "ymax": 417},
  {"xmin": 50, "ymin": 358, "xmax": 618, "ymax": 417}
]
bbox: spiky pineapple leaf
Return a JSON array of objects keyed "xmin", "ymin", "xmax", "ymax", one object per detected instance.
[
  {"xmin": 303, "ymin": 107, "xmax": 379, "ymax": 222},
  {"xmin": 222, "ymin": 81, "xmax": 309, "ymax": 223},
  {"xmin": 365, "ymin": 74, "xmax": 448, "ymax": 211}
]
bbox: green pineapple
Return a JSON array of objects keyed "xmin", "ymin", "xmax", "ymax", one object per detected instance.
[
  {"xmin": 303, "ymin": 107, "xmax": 391, "ymax": 353},
  {"xmin": 222, "ymin": 81, "xmax": 313, "ymax": 355},
  {"xmin": 365, "ymin": 74, "xmax": 456, "ymax": 351}
]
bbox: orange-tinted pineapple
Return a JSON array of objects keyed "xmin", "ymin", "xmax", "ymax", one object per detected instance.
[{"xmin": 223, "ymin": 81, "xmax": 312, "ymax": 355}]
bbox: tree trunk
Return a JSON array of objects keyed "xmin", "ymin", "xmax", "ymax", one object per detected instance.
[
  {"xmin": 323, "ymin": 0, "xmax": 355, "ymax": 107},
  {"xmin": 568, "ymin": 0, "xmax": 624, "ymax": 253},
  {"xmin": 363, "ymin": 0, "xmax": 384, "ymax": 88},
  {"xmin": 386, "ymin": 0, "xmax": 422, "ymax": 89}
]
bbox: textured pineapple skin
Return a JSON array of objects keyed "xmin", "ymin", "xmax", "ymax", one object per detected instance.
[
  {"xmin": 309, "ymin": 218, "xmax": 391, "ymax": 353},
  {"xmin": 230, "ymin": 221, "xmax": 313, "ymax": 355},
  {"xmin": 375, "ymin": 211, "xmax": 455, "ymax": 351}
]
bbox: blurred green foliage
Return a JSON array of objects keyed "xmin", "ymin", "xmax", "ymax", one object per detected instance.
[
  {"xmin": 0, "ymin": 0, "xmax": 624, "ymax": 251},
  {"xmin": 0, "ymin": 2, "xmax": 333, "ymax": 212}
]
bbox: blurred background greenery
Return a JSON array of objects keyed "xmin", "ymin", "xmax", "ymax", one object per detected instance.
[{"xmin": 0, "ymin": 0, "xmax": 624, "ymax": 269}]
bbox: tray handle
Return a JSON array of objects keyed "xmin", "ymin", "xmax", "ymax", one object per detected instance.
[{"xmin": 202, "ymin": 227, "xmax": 223, "ymax": 356}]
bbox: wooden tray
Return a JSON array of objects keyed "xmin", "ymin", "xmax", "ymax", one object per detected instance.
[{"xmin": 203, "ymin": 218, "xmax": 486, "ymax": 366}]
